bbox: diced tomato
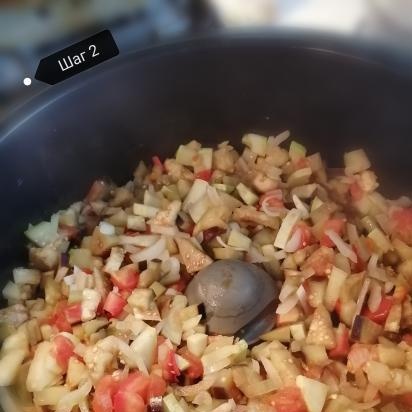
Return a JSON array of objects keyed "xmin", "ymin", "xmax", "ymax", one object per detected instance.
[
  {"xmin": 113, "ymin": 391, "xmax": 145, "ymax": 412},
  {"xmin": 402, "ymin": 334, "xmax": 412, "ymax": 346},
  {"xmin": 202, "ymin": 226, "xmax": 226, "ymax": 243},
  {"xmin": 320, "ymin": 218, "xmax": 346, "ymax": 247},
  {"xmin": 162, "ymin": 350, "xmax": 181, "ymax": 383},
  {"xmin": 152, "ymin": 156, "xmax": 164, "ymax": 171},
  {"xmin": 52, "ymin": 335, "xmax": 74, "ymax": 372},
  {"xmin": 64, "ymin": 302, "xmax": 82, "ymax": 325},
  {"xmin": 117, "ymin": 372, "xmax": 149, "ymax": 401},
  {"xmin": 111, "ymin": 264, "xmax": 139, "ymax": 290},
  {"xmin": 328, "ymin": 325, "xmax": 350, "ymax": 359},
  {"xmin": 349, "ymin": 181, "xmax": 364, "ymax": 201},
  {"xmin": 179, "ymin": 349, "xmax": 204, "ymax": 380},
  {"xmin": 92, "ymin": 375, "xmax": 119, "ymax": 412},
  {"xmin": 104, "ymin": 291, "xmax": 126, "ymax": 318},
  {"xmin": 170, "ymin": 278, "xmax": 188, "ymax": 293},
  {"xmin": 264, "ymin": 387, "xmax": 307, "ymax": 412},
  {"xmin": 398, "ymin": 393, "xmax": 412, "ymax": 409},
  {"xmin": 304, "ymin": 246, "xmax": 334, "ymax": 277},
  {"xmin": 390, "ymin": 208, "xmax": 412, "ymax": 246},
  {"xmin": 147, "ymin": 375, "xmax": 167, "ymax": 401},
  {"xmin": 295, "ymin": 157, "xmax": 310, "ymax": 169},
  {"xmin": 85, "ymin": 180, "xmax": 109, "ymax": 203},
  {"xmin": 195, "ymin": 169, "xmax": 212, "ymax": 182},
  {"xmin": 362, "ymin": 296, "xmax": 393, "ymax": 325},
  {"xmin": 45, "ymin": 301, "xmax": 72, "ymax": 332}
]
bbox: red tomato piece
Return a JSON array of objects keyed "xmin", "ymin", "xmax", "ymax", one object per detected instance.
[
  {"xmin": 117, "ymin": 372, "xmax": 149, "ymax": 400},
  {"xmin": 320, "ymin": 218, "xmax": 346, "ymax": 247},
  {"xmin": 92, "ymin": 375, "xmax": 119, "ymax": 412},
  {"xmin": 163, "ymin": 350, "xmax": 181, "ymax": 383},
  {"xmin": 349, "ymin": 181, "xmax": 364, "ymax": 201},
  {"xmin": 52, "ymin": 335, "xmax": 74, "ymax": 372},
  {"xmin": 264, "ymin": 387, "xmax": 307, "ymax": 412},
  {"xmin": 111, "ymin": 264, "xmax": 139, "ymax": 290},
  {"xmin": 195, "ymin": 169, "xmax": 212, "ymax": 182},
  {"xmin": 104, "ymin": 291, "xmax": 126, "ymax": 318},
  {"xmin": 295, "ymin": 157, "xmax": 310, "ymax": 169},
  {"xmin": 293, "ymin": 222, "xmax": 313, "ymax": 249},
  {"xmin": 402, "ymin": 334, "xmax": 412, "ymax": 346},
  {"xmin": 202, "ymin": 226, "xmax": 226, "ymax": 243},
  {"xmin": 113, "ymin": 391, "xmax": 145, "ymax": 412},
  {"xmin": 45, "ymin": 301, "xmax": 72, "ymax": 333},
  {"xmin": 328, "ymin": 325, "xmax": 350, "ymax": 359},
  {"xmin": 362, "ymin": 296, "xmax": 393, "ymax": 325},
  {"xmin": 179, "ymin": 349, "xmax": 204, "ymax": 380},
  {"xmin": 259, "ymin": 190, "xmax": 284, "ymax": 209},
  {"xmin": 147, "ymin": 375, "xmax": 167, "ymax": 401},
  {"xmin": 351, "ymin": 245, "xmax": 366, "ymax": 272},
  {"xmin": 64, "ymin": 302, "xmax": 82, "ymax": 325},
  {"xmin": 390, "ymin": 208, "xmax": 412, "ymax": 245},
  {"xmin": 398, "ymin": 392, "xmax": 412, "ymax": 409}
]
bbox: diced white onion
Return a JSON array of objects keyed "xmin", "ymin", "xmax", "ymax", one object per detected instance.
[
  {"xmin": 273, "ymin": 250, "xmax": 287, "ymax": 260},
  {"xmin": 276, "ymin": 293, "xmax": 299, "ymax": 315},
  {"xmin": 354, "ymin": 278, "xmax": 371, "ymax": 321},
  {"xmin": 161, "ymin": 257, "xmax": 180, "ymax": 279},
  {"xmin": 270, "ymin": 130, "xmax": 290, "ymax": 146},
  {"xmin": 149, "ymin": 225, "xmax": 178, "ymax": 236},
  {"xmin": 99, "ymin": 221, "xmax": 115, "ymax": 236},
  {"xmin": 274, "ymin": 209, "xmax": 302, "ymax": 249},
  {"xmin": 56, "ymin": 379, "xmax": 92, "ymax": 412},
  {"xmin": 130, "ymin": 237, "xmax": 166, "ymax": 263},
  {"xmin": 284, "ymin": 228, "xmax": 302, "ymax": 253},
  {"xmin": 292, "ymin": 195, "xmax": 309, "ymax": 219},
  {"xmin": 296, "ymin": 284, "xmax": 311, "ymax": 314},
  {"xmin": 55, "ymin": 267, "xmax": 69, "ymax": 282},
  {"xmin": 367, "ymin": 282, "xmax": 382, "ymax": 313},
  {"xmin": 279, "ymin": 282, "xmax": 297, "ymax": 303},
  {"xmin": 247, "ymin": 246, "xmax": 269, "ymax": 263},
  {"xmin": 325, "ymin": 229, "xmax": 357, "ymax": 263}
]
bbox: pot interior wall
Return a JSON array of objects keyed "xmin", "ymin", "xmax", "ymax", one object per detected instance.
[{"xmin": 1, "ymin": 35, "xmax": 412, "ymax": 288}]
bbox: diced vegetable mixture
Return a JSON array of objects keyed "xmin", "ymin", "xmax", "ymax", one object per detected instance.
[{"xmin": 2, "ymin": 132, "xmax": 412, "ymax": 412}]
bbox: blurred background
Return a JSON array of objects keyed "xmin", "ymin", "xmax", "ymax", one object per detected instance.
[{"xmin": 1, "ymin": 0, "xmax": 412, "ymax": 117}]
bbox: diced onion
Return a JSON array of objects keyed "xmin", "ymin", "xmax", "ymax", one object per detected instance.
[
  {"xmin": 247, "ymin": 246, "xmax": 269, "ymax": 263},
  {"xmin": 276, "ymin": 293, "xmax": 299, "ymax": 315},
  {"xmin": 175, "ymin": 374, "xmax": 216, "ymax": 397},
  {"xmin": 270, "ymin": 130, "xmax": 290, "ymax": 146},
  {"xmin": 354, "ymin": 278, "xmax": 371, "ymax": 321},
  {"xmin": 130, "ymin": 237, "xmax": 166, "ymax": 263},
  {"xmin": 284, "ymin": 228, "xmax": 302, "ymax": 253},
  {"xmin": 216, "ymin": 236, "xmax": 243, "ymax": 251},
  {"xmin": 161, "ymin": 257, "xmax": 180, "ymax": 279},
  {"xmin": 207, "ymin": 186, "xmax": 222, "ymax": 206},
  {"xmin": 367, "ymin": 282, "xmax": 382, "ymax": 313},
  {"xmin": 292, "ymin": 195, "xmax": 309, "ymax": 219},
  {"xmin": 325, "ymin": 229, "xmax": 357, "ymax": 263},
  {"xmin": 296, "ymin": 284, "xmax": 311, "ymax": 314},
  {"xmin": 274, "ymin": 209, "xmax": 302, "ymax": 249},
  {"xmin": 150, "ymin": 225, "xmax": 178, "ymax": 236},
  {"xmin": 99, "ymin": 221, "xmax": 115, "ymax": 236},
  {"xmin": 279, "ymin": 282, "xmax": 297, "ymax": 303},
  {"xmin": 56, "ymin": 379, "xmax": 92, "ymax": 412}
]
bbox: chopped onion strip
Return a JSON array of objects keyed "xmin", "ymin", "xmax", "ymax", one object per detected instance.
[
  {"xmin": 271, "ymin": 130, "xmax": 290, "ymax": 146},
  {"xmin": 274, "ymin": 209, "xmax": 302, "ymax": 249},
  {"xmin": 149, "ymin": 225, "xmax": 178, "ymax": 236},
  {"xmin": 216, "ymin": 236, "xmax": 243, "ymax": 251},
  {"xmin": 247, "ymin": 246, "xmax": 269, "ymax": 263},
  {"xmin": 276, "ymin": 293, "xmax": 299, "ymax": 315},
  {"xmin": 56, "ymin": 379, "xmax": 92, "ymax": 412},
  {"xmin": 284, "ymin": 228, "xmax": 302, "ymax": 253},
  {"xmin": 367, "ymin": 282, "xmax": 382, "ymax": 313},
  {"xmin": 130, "ymin": 237, "xmax": 166, "ymax": 263},
  {"xmin": 296, "ymin": 284, "xmax": 311, "ymax": 314},
  {"xmin": 279, "ymin": 283, "xmax": 297, "ymax": 303},
  {"xmin": 354, "ymin": 278, "xmax": 371, "ymax": 322},
  {"xmin": 99, "ymin": 221, "xmax": 115, "ymax": 236},
  {"xmin": 175, "ymin": 374, "xmax": 216, "ymax": 397},
  {"xmin": 292, "ymin": 195, "xmax": 309, "ymax": 219},
  {"xmin": 325, "ymin": 229, "xmax": 357, "ymax": 263}
]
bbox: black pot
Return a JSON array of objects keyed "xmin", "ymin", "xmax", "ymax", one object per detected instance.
[{"xmin": 1, "ymin": 31, "xmax": 412, "ymax": 288}]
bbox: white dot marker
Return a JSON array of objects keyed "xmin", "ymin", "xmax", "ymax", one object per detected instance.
[{"xmin": 23, "ymin": 77, "xmax": 32, "ymax": 86}]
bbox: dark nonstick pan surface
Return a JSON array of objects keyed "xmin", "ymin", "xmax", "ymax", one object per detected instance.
[{"xmin": 1, "ymin": 31, "xmax": 412, "ymax": 290}]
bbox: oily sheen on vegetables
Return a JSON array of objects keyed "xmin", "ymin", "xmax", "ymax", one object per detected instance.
[{"xmin": 1, "ymin": 132, "xmax": 412, "ymax": 412}]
